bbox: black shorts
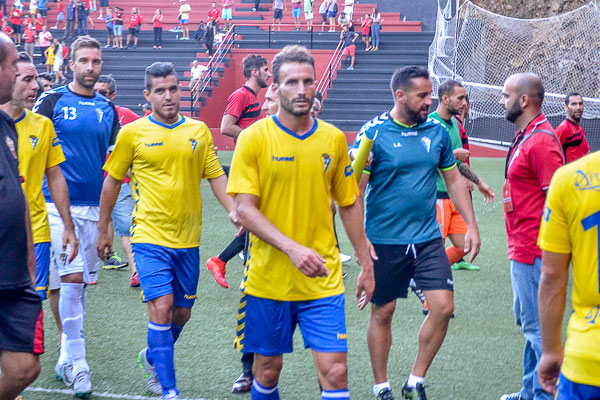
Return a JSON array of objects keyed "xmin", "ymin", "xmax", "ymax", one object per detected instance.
[
  {"xmin": 12, "ymin": 23, "xmax": 21, "ymax": 34},
  {"xmin": 371, "ymin": 238, "xmax": 453, "ymax": 305},
  {"xmin": 107, "ymin": 27, "xmax": 113, "ymax": 36},
  {"xmin": 0, "ymin": 285, "xmax": 44, "ymax": 354},
  {"xmin": 321, "ymin": 12, "xmax": 327, "ymax": 23},
  {"xmin": 99, "ymin": 0, "xmax": 109, "ymax": 6},
  {"xmin": 128, "ymin": 27, "xmax": 138, "ymax": 36},
  {"xmin": 273, "ymin": 8, "xmax": 283, "ymax": 20}
]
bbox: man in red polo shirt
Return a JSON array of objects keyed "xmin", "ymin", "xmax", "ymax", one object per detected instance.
[
  {"xmin": 208, "ymin": 1, "xmax": 220, "ymax": 29},
  {"xmin": 499, "ymin": 72, "xmax": 564, "ymax": 400},
  {"xmin": 554, "ymin": 92, "xmax": 590, "ymax": 164}
]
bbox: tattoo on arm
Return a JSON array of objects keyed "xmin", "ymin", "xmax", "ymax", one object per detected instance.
[{"xmin": 459, "ymin": 163, "xmax": 480, "ymax": 184}]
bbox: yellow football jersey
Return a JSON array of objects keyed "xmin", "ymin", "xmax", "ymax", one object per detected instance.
[
  {"xmin": 227, "ymin": 116, "xmax": 359, "ymax": 301},
  {"xmin": 16, "ymin": 109, "xmax": 65, "ymax": 244},
  {"xmin": 538, "ymin": 151, "xmax": 600, "ymax": 387},
  {"xmin": 104, "ymin": 115, "xmax": 224, "ymax": 248}
]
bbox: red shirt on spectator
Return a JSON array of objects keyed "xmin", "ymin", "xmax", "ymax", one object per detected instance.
[
  {"xmin": 208, "ymin": 8, "xmax": 220, "ymax": 23},
  {"xmin": 23, "ymin": 27, "xmax": 36, "ymax": 43},
  {"xmin": 153, "ymin": 14, "xmax": 163, "ymax": 28},
  {"xmin": 84, "ymin": 0, "xmax": 90, "ymax": 10},
  {"xmin": 12, "ymin": 10, "xmax": 22, "ymax": 25},
  {"xmin": 224, "ymin": 86, "xmax": 261, "ymax": 130},
  {"xmin": 129, "ymin": 14, "xmax": 142, "ymax": 29},
  {"xmin": 105, "ymin": 106, "xmax": 140, "ymax": 184},
  {"xmin": 0, "ymin": 11, "xmax": 4, "ymax": 20},
  {"xmin": 58, "ymin": 2, "xmax": 66, "ymax": 13},
  {"xmin": 2, "ymin": 25, "xmax": 14, "ymax": 35},
  {"xmin": 34, "ymin": 17, "xmax": 44, "ymax": 31},
  {"xmin": 504, "ymin": 113, "xmax": 564, "ymax": 264},
  {"xmin": 62, "ymin": 45, "xmax": 69, "ymax": 59},
  {"xmin": 554, "ymin": 119, "xmax": 590, "ymax": 164},
  {"xmin": 22, "ymin": 16, "xmax": 33, "ymax": 27}
]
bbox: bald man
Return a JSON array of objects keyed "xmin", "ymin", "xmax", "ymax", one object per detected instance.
[
  {"xmin": 0, "ymin": 33, "xmax": 44, "ymax": 400},
  {"xmin": 498, "ymin": 73, "xmax": 564, "ymax": 400}
]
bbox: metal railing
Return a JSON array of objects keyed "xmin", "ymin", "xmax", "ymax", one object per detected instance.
[{"xmin": 316, "ymin": 39, "xmax": 345, "ymax": 98}]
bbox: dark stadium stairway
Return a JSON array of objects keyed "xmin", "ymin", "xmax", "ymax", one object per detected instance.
[{"xmin": 319, "ymin": 31, "xmax": 435, "ymax": 133}]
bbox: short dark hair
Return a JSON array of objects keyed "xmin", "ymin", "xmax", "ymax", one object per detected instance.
[
  {"xmin": 98, "ymin": 74, "xmax": 116, "ymax": 94},
  {"xmin": 271, "ymin": 45, "xmax": 315, "ymax": 84},
  {"xmin": 565, "ymin": 92, "xmax": 582, "ymax": 105},
  {"xmin": 38, "ymin": 72, "xmax": 53, "ymax": 82},
  {"xmin": 71, "ymin": 35, "xmax": 101, "ymax": 61},
  {"xmin": 390, "ymin": 66, "xmax": 429, "ymax": 96},
  {"xmin": 438, "ymin": 79, "xmax": 463, "ymax": 99},
  {"xmin": 145, "ymin": 62, "xmax": 178, "ymax": 91},
  {"xmin": 315, "ymin": 91, "xmax": 323, "ymax": 103},
  {"xmin": 17, "ymin": 51, "xmax": 33, "ymax": 64},
  {"xmin": 242, "ymin": 54, "xmax": 268, "ymax": 80}
]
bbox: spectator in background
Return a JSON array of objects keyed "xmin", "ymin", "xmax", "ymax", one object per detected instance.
[
  {"xmin": 22, "ymin": 11, "xmax": 33, "ymax": 31},
  {"xmin": 124, "ymin": 7, "xmax": 142, "ymax": 49},
  {"xmin": 112, "ymin": 6, "xmax": 124, "ymax": 48},
  {"xmin": 340, "ymin": 24, "xmax": 358, "ymax": 70},
  {"xmin": 272, "ymin": 0, "xmax": 284, "ymax": 31},
  {"xmin": 194, "ymin": 20, "xmax": 205, "ymax": 42},
  {"xmin": 61, "ymin": 39, "xmax": 69, "ymax": 75},
  {"xmin": 53, "ymin": 38, "xmax": 66, "ymax": 83},
  {"xmin": 64, "ymin": 0, "xmax": 75, "ymax": 39},
  {"xmin": 292, "ymin": 0, "xmax": 301, "ymax": 31},
  {"xmin": 304, "ymin": 0, "xmax": 313, "ymax": 31},
  {"xmin": 311, "ymin": 91, "xmax": 322, "ymax": 117},
  {"xmin": 38, "ymin": 25, "xmax": 53, "ymax": 64},
  {"xmin": 152, "ymin": 8, "xmax": 162, "ymax": 48},
  {"xmin": 2, "ymin": 20, "xmax": 14, "ymax": 37},
  {"xmin": 371, "ymin": 6, "xmax": 381, "ymax": 51},
  {"xmin": 23, "ymin": 23, "xmax": 37, "ymax": 57},
  {"xmin": 103, "ymin": 6, "xmax": 113, "ymax": 47},
  {"xmin": 29, "ymin": 0, "xmax": 38, "ymax": 17},
  {"xmin": 97, "ymin": 0, "xmax": 107, "ymax": 20},
  {"xmin": 189, "ymin": 59, "xmax": 208, "ymax": 99},
  {"xmin": 34, "ymin": 11, "xmax": 43, "ymax": 33},
  {"xmin": 44, "ymin": 40, "xmax": 55, "ymax": 73},
  {"xmin": 343, "ymin": 0, "xmax": 353, "ymax": 20},
  {"xmin": 179, "ymin": 0, "xmax": 192, "ymax": 39},
  {"xmin": 222, "ymin": 0, "xmax": 232, "ymax": 31},
  {"xmin": 11, "ymin": 5, "xmax": 22, "ymax": 45},
  {"xmin": 52, "ymin": 0, "xmax": 65, "ymax": 29},
  {"xmin": 204, "ymin": 19, "xmax": 215, "ymax": 55},
  {"xmin": 337, "ymin": 11, "xmax": 351, "ymax": 31},
  {"xmin": 252, "ymin": 0, "xmax": 260, "ymax": 12},
  {"xmin": 319, "ymin": 0, "xmax": 328, "ymax": 31},
  {"xmin": 38, "ymin": 0, "xmax": 46, "ymax": 19},
  {"xmin": 76, "ymin": 0, "xmax": 89, "ymax": 36},
  {"xmin": 361, "ymin": 13, "xmax": 372, "ymax": 50},
  {"xmin": 328, "ymin": 0, "xmax": 337, "ymax": 31},
  {"xmin": 555, "ymin": 92, "xmax": 590, "ymax": 163},
  {"xmin": 0, "ymin": 0, "xmax": 6, "ymax": 18},
  {"xmin": 207, "ymin": 1, "xmax": 219, "ymax": 27},
  {"xmin": 37, "ymin": 72, "xmax": 54, "ymax": 94},
  {"xmin": 142, "ymin": 102, "xmax": 151, "ymax": 116}
]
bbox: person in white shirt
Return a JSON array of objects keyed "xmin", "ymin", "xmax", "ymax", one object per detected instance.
[{"xmin": 189, "ymin": 60, "xmax": 208, "ymax": 98}]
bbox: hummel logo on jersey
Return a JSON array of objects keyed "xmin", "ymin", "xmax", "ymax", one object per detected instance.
[
  {"xmin": 447, "ymin": 278, "xmax": 454, "ymax": 286},
  {"xmin": 145, "ymin": 142, "xmax": 163, "ymax": 147},
  {"xmin": 29, "ymin": 135, "xmax": 38, "ymax": 150},
  {"xmin": 421, "ymin": 137, "xmax": 431, "ymax": 153},
  {"xmin": 78, "ymin": 100, "xmax": 96, "ymax": 106},
  {"xmin": 96, "ymin": 108, "xmax": 104, "ymax": 123},
  {"xmin": 393, "ymin": 142, "xmax": 402, "ymax": 148},
  {"xmin": 5, "ymin": 135, "xmax": 16, "ymax": 159},
  {"xmin": 52, "ymin": 137, "xmax": 60, "ymax": 147},
  {"xmin": 321, "ymin": 153, "xmax": 331, "ymax": 172},
  {"xmin": 272, "ymin": 156, "xmax": 295, "ymax": 162},
  {"xmin": 401, "ymin": 131, "xmax": 418, "ymax": 137},
  {"xmin": 189, "ymin": 138, "xmax": 198, "ymax": 153}
]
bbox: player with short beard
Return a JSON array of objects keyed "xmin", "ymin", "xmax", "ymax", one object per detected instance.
[
  {"xmin": 352, "ymin": 66, "xmax": 480, "ymax": 400},
  {"xmin": 554, "ymin": 92, "xmax": 590, "ymax": 163},
  {"xmin": 33, "ymin": 35, "xmax": 120, "ymax": 398}
]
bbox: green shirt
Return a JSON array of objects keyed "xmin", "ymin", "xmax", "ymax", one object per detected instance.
[{"xmin": 430, "ymin": 112, "xmax": 462, "ymax": 194}]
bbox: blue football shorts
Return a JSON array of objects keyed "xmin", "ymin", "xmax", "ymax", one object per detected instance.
[
  {"xmin": 34, "ymin": 242, "xmax": 50, "ymax": 300},
  {"xmin": 132, "ymin": 243, "xmax": 200, "ymax": 308},
  {"xmin": 243, "ymin": 293, "xmax": 347, "ymax": 356},
  {"xmin": 557, "ymin": 373, "xmax": 600, "ymax": 400}
]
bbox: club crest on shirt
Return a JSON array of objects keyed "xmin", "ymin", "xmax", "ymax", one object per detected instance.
[
  {"xmin": 574, "ymin": 169, "xmax": 600, "ymax": 192},
  {"xmin": 95, "ymin": 108, "xmax": 104, "ymax": 123},
  {"xmin": 321, "ymin": 153, "xmax": 331, "ymax": 172},
  {"xmin": 4, "ymin": 135, "xmax": 16, "ymax": 159},
  {"xmin": 29, "ymin": 135, "xmax": 38, "ymax": 150},
  {"xmin": 421, "ymin": 136, "xmax": 431, "ymax": 153},
  {"xmin": 189, "ymin": 138, "xmax": 197, "ymax": 153}
]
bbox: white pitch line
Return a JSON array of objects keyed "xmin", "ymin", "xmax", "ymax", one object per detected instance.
[{"xmin": 25, "ymin": 386, "xmax": 218, "ymax": 400}]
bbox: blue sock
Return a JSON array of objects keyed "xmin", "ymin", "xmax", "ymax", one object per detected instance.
[
  {"xmin": 171, "ymin": 323, "xmax": 183, "ymax": 343},
  {"xmin": 322, "ymin": 389, "xmax": 350, "ymax": 399},
  {"xmin": 251, "ymin": 379, "xmax": 279, "ymax": 399},
  {"xmin": 147, "ymin": 322, "xmax": 177, "ymax": 394}
]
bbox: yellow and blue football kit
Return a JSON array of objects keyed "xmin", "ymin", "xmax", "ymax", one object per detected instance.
[
  {"xmin": 104, "ymin": 114, "xmax": 224, "ymax": 307},
  {"xmin": 538, "ymin": 151, "xmax": 600, "ymax": 391},
  {"xmin": 15, "ymin": 109, "xmax": 65, "ymax": 299},
  {"xmin": 227, "ymin": 115, "xmax": 358, "ymax": 357}
]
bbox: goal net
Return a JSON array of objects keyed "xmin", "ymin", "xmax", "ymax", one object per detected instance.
[{"xmin": 428, "ymin": 0, "xmax": 600, "ymax": 151}]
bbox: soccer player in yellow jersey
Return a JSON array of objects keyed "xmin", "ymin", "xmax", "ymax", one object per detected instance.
[
  {"xmin": 538, "ymin": 151, "xmax": 600, "ymax": 399},
  {"xmin": 0, "ymin": 51, "xmax": 77, "ymax": 301},
  {"xmin": 227, "ymin": 45, "xmax": 375, "ymax": 400},
  {"xmin": 97, "ymin": 62, "xmax": 236, "ymax": 400}
]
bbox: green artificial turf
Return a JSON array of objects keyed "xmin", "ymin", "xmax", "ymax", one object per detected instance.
[{"xmin": 25, "ymin": 157, "xmax": 571, "ymax": 400}]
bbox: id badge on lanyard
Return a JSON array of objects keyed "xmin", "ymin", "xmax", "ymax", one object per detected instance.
[{"xmin": 503, "ymin": 180, "xmax": 513, "ymax": 213}]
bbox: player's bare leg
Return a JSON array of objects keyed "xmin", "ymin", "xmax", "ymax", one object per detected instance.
[{"xmin": 367, "ymin": 300, "xmax": 396, "ymax": 384}]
